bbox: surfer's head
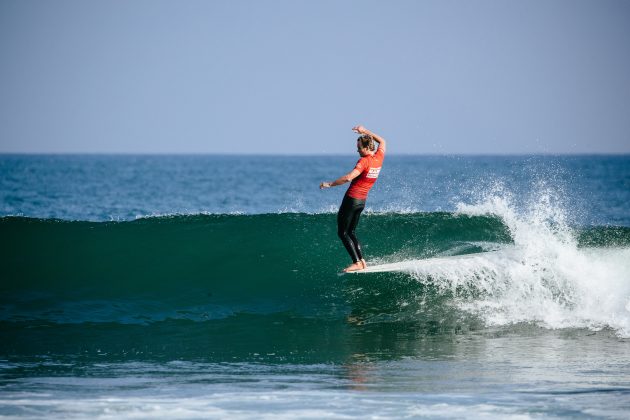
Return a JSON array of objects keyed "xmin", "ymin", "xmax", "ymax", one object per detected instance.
[{"xmin": 357, "ymin": 135, "xmax": 375, "ymax": 156}]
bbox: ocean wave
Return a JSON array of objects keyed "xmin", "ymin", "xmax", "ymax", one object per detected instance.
[{"xmin": 1, "ymin": 198, "xmax": 629, "ymax": 337}]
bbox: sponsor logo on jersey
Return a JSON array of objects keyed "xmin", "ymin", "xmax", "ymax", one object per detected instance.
[{"xmin": 366, "ymin": 167, "xmax": 381, "ymax": 179}]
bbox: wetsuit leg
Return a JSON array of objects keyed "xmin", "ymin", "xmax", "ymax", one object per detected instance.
[
  {"xmin": 347, "ymin": 206, "xmax": 364, "ymax": 261},
  {"xmin": 337, "ymin": 195, "xmax": 366, "ymax": 262}
]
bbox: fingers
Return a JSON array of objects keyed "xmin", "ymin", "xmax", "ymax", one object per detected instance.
[{"xmin": 320, "ymin": 182, "xmax": 331, "ymax": 189}]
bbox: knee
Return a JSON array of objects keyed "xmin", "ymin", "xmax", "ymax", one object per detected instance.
[{"xmin": 337, "ymin": 228, "xmax": 348, "ymax": 240}]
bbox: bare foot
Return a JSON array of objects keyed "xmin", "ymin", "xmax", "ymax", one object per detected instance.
[
  {"xmin": 343, "ymin": 262, "xmax": 364, "ymax": 272},
  {"xmin": 360, "ymin": 259, "xmax": 367, "ymax": 269}
]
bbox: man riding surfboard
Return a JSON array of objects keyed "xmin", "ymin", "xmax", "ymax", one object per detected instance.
[{"xmin": 320, "ymin": 125, "xmax": 387, "ymax": 272}]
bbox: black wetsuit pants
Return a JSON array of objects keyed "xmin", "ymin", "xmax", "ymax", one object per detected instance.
[{"xmin": 337, "ymin": 195, "xmax": 366, "ymax": 263}]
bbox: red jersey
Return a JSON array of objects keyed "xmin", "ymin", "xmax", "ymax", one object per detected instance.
[{"xmin": 346, "ymin": 147, "xmax": 385, "ymax": 200}]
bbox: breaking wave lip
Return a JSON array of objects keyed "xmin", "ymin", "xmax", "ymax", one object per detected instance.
[{"xmin": 401, "ymin": 183, "xmax": 630, "ymax": 338}]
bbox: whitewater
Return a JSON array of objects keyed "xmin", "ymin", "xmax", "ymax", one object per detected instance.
[{"xmin": 359, "ymin": 188, "xmax": 630, "ymax": 338}]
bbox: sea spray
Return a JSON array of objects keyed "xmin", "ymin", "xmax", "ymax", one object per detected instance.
[
  {"xmin": 444, "ymin": 185, "xmax": 630, "ymax": 336},
  {"xmin": 363, "ymin": 184, "xmax": 630, "ymax": 337}
]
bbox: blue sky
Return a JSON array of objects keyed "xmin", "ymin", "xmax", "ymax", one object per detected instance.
[{"xmin": 1, "ymin": 0, "xmax": 629, "ymax": 154}]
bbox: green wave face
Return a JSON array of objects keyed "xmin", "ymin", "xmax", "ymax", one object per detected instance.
[
  {"xmin": 1, "ymin": 214, "xmax": 628, "ymax": 363},
  {"xmin": 0, "ymin": 213, "xmax": 511, "ymax": 299}
]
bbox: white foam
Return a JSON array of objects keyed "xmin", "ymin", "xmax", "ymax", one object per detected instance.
[
  {"xmin": 0, "ymin": 392, "xmax": 541, "ymax": 420},
  {"xmin": 376, "ymin": 185, "xmax": 630, "ymax": 337}
]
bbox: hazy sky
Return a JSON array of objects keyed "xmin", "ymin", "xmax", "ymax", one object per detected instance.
[{"xmin": 1, "ymin": 0, "xmax": 629, "ymax": 154}]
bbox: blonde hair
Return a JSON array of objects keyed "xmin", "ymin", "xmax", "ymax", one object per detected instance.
[{"xmin": 358, "ymin": 135, "xmax": 375, "ymax": 151}]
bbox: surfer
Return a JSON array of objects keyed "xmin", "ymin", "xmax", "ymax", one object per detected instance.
[{"xmin": 320, "ymin": 125, "xmax": 387, "ymax": 272}]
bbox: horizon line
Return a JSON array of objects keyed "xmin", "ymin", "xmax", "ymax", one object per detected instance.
[{"xmin": 0, "ymin": 151, "xmax": 629, "ymax": 157}]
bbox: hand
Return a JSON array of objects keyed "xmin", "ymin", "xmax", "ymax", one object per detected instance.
[
  {"xmin": 352, "ymin": 125, "xmax": 369, "ymax": 135},
  {"xmin": 320, "ymin": 182, "xmax": 331, "ymax": 189}
]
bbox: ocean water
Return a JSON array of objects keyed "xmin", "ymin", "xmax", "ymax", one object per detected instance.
[{"xmin": 1, "ymin": 154, "xmax": 629, "ymax": 419}]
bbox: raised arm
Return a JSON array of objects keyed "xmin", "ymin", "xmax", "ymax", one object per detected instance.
[{"xmin": 353, "ymin": 125, "xmax": 386, "ymax": 154}]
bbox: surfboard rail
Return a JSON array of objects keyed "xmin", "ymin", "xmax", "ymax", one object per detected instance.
[{"xmin": 342, "ymin": 251, "xmax": 496, "ymax": 274}]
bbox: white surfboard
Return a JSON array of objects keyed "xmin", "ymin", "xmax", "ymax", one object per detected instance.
[{"xmin": 344, "ymin": 252, "xmax": 493, "ymax": 274}]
